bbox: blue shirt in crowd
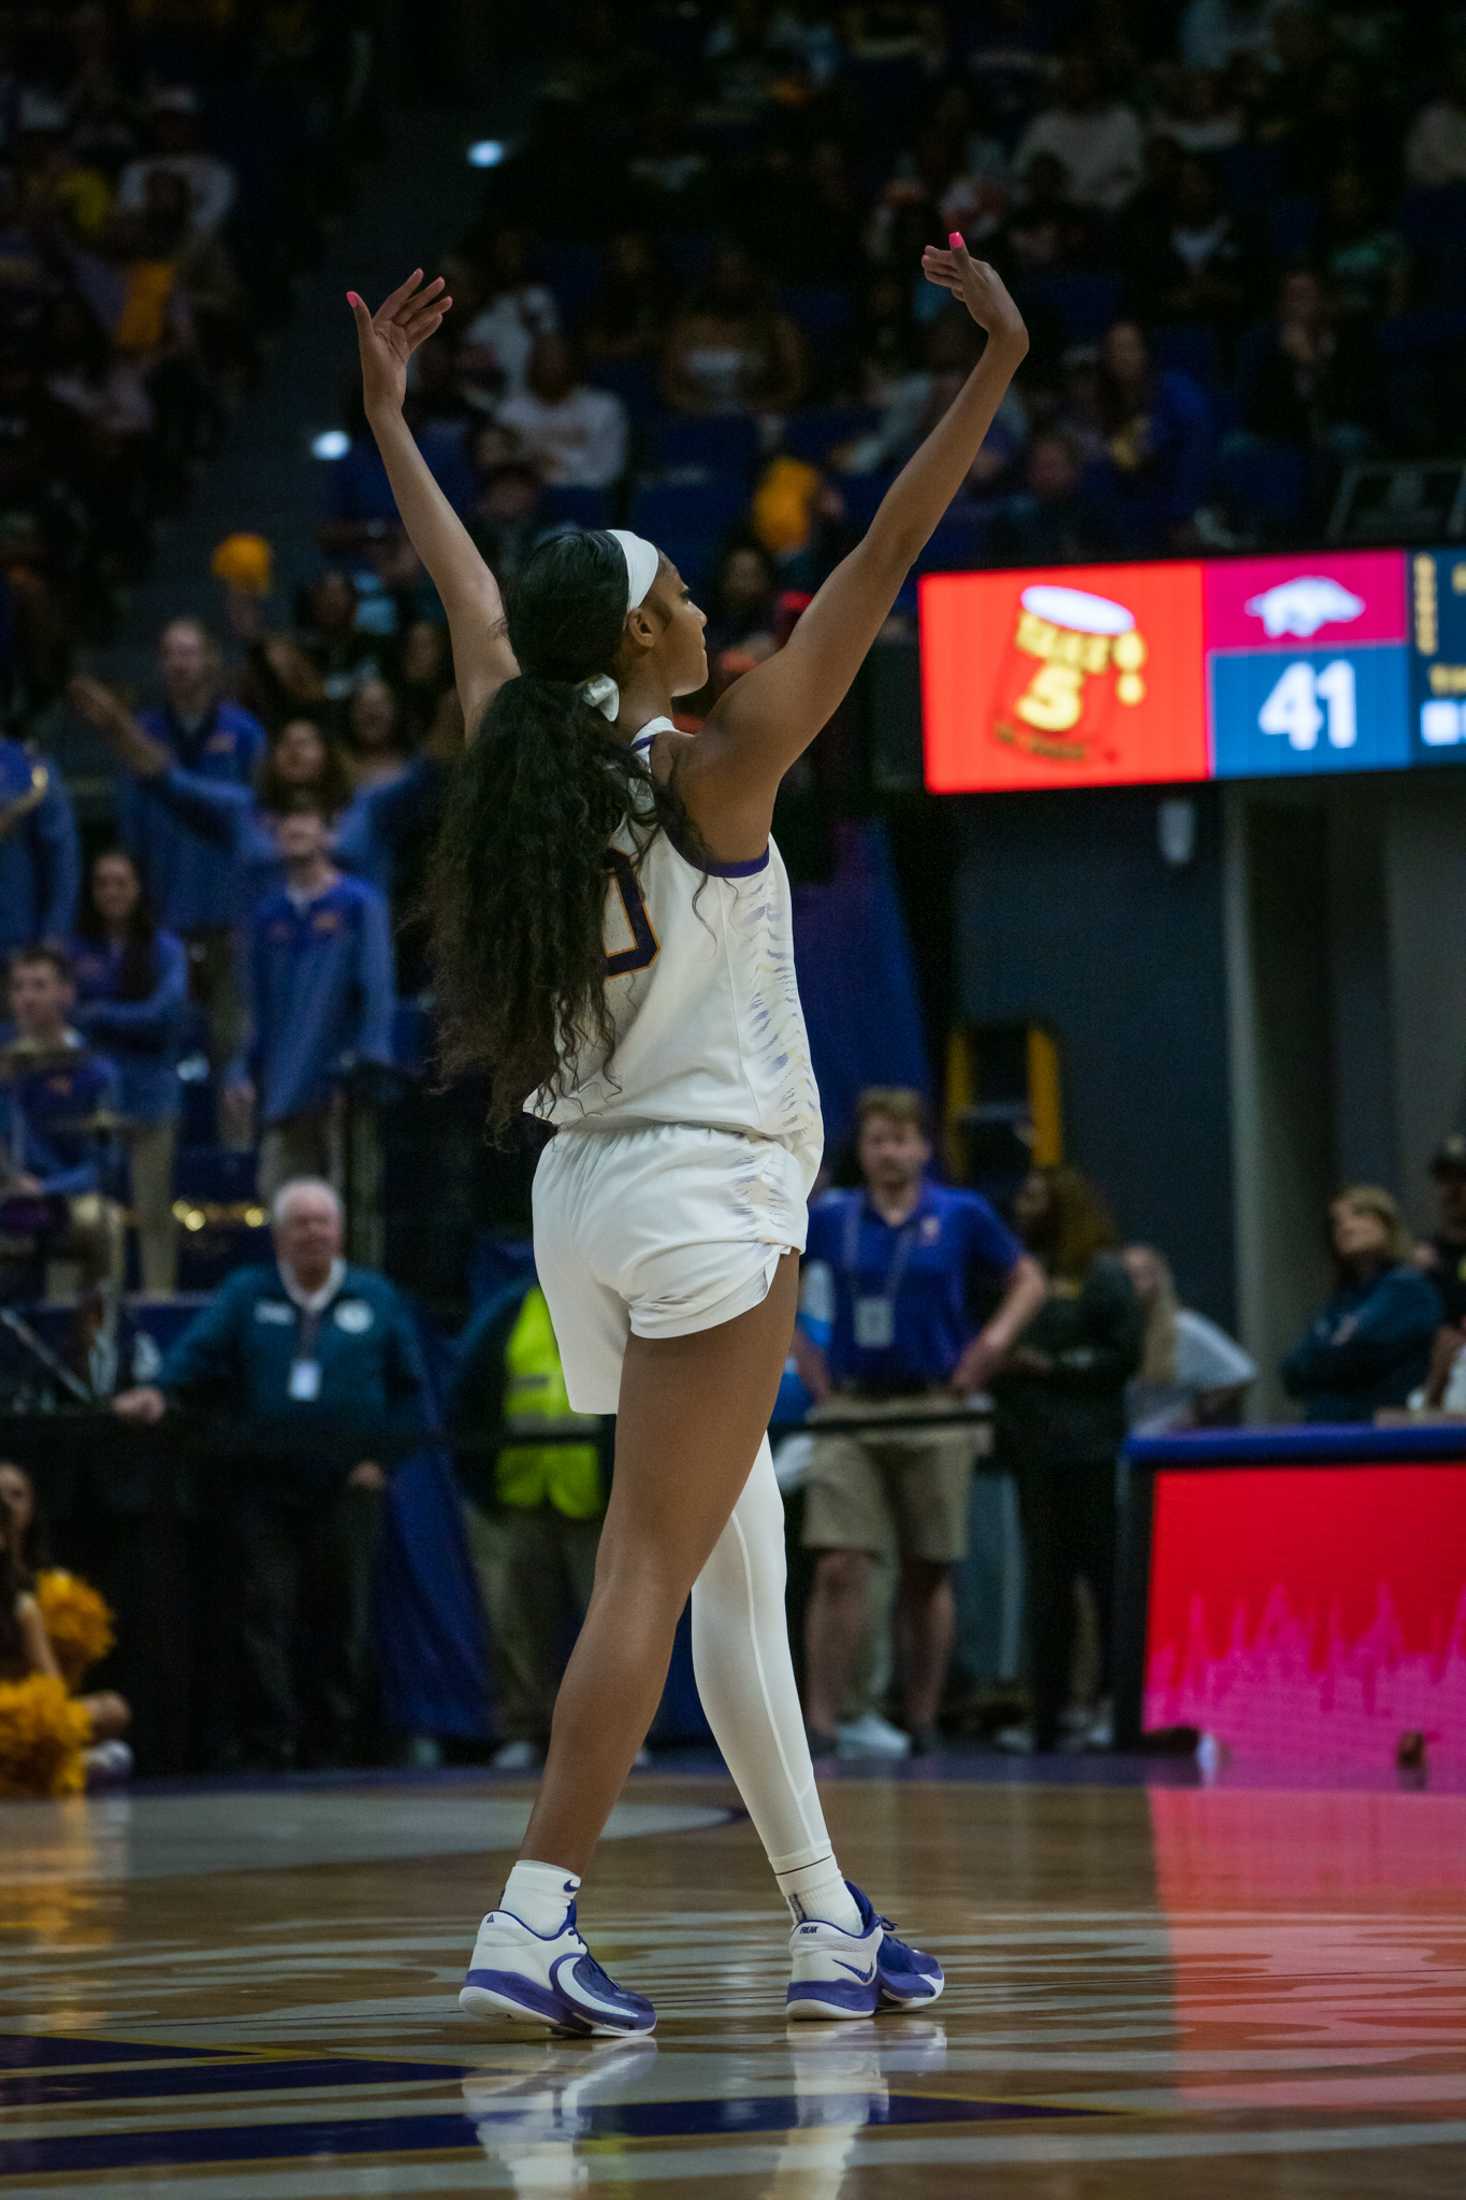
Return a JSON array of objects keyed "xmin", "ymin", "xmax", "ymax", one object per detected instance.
[
  {"xmin": 244, "ymin": 875, "xmax": 395, "ymax": 1126},
  {"xmin": 146, "ymin": 756, "xmax": 434, "ymax": 906},
  {"xmin": 0, "ymin": 1033, "xmax": 118, "ymax": 1196},
  {"xmin": 0, "ymin": 743, "xmax": 80, "ymax": 954},
  {"xmin": 1280, "ymin": 1262, "xmax": 1440, "ymax": 1423},
  {"xmin": 804, "ymin": 1179, "xmax": 1023, "ymax": 1391},
  {"xmin": 159, "ymin": 1259, "xmax": 427, "ymax": 1491},
  {"xmin": 119, "ymin": 701, "xmax": 267, "ymax": 932},
  {"xmin": 70, "ymin": 930, "xmax": 190, "ymax": 1125}
]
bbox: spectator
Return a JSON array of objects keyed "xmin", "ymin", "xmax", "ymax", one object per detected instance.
[
  {"xmin": 1123, "ymin": 1244, "xmax": 1256, "ymax": 1434},
  {"xmin": 1012, "ymin": 54, "xmax": 1143, "ymax": 214},
  {"xmin": 1281, "ymin": 1185, "xmax": 1439, "ymax": 1423},
  {"xmin": 993, "ymin": 1166, "xmax": 1142, "ymax": 1754},
  {"xmin": 341, "ymin": 678, "xmax": 412, "ymax": 795},
  {"xmin": 798, "ymin": 1088, "xmax": 1046, "ymax": 1758},
  {"xmin": 230, "ymin": 802, "xmax": 395, "ymax": 1202},
  {"xmin": 0, "ymin": 946, "xmax": 122, "ymax": 1296},
  {"xmin": 495, "ymin": 333, "xmax": 628, "ymax": 491},
  {"xmin": 468, "ymin": 458, "xmax": 551, "ymax": 592},
  {"xmin": 704, "ymin": 541, "xmax": 779, "ymax": 658},
  {"xmin": 662, "ymin": 242, "xmax": 807, "ymax": 416},
  {"xmin": 0, "ymin": 730, "xmax": 79, "ymax": 958},
  {"xmin": 450, "ymin": 1264, "xmax": 609, "ymax": 1772},
  {"xmin": 996, "ymin": 149, "xmax": 1095, "ymax": 280},
  {"xmin": 1150, "ymin": 67, "xmax": 1245, "ymax": 155},
  {"xmin": 113, "ymin": 1178, "xmax": 427, "ymax": 1769},
  {"xmin": 1087, "ymin": 319, "xmax": 1212, "ymax": 550},
  {"xmin": 116, "ymin": 88, "xmax": 237, "ymax": 241},
  {"xmin": 845, "ymin": 311, "xmax": 1029, "ymax": 491},
  {"xmin": 1179, "ymin": 0, "xmax": 1285, "ymax": 71},
  {"xmin": 1404, "ymin": 47, "xmax": 1466, "ymax": 191},
  {"xmin": 1414, "ymin": 1134, "xmax": 1466, "ymax": 1329},
  {"xmin": 70, "ymin": 851, "xmax": 187, "ymax": 1295},
  {"xmin": 392, "ymin": 617, "xmax": 454, "ymax": 740},
  {"xmin": 988, "ymin": 429, "xmax": 1104, "ymax": 564},
  {"xmin": 1125, "ymin": 155, "xmax": 1251, "ymax": 329},
  {"xmin": 1317, "ymin": 166, "xmax": 1409, "ymax": 324},
  {"xmin": 583, "ymin": 230, "xmax": 677, "ymax": 363},
  {"xmin": 459, "ymin": 227, "xmax": 560, "ymax": 402},
  {"xmin": 67, "ymin": 622, "xmax": 266, "ymax": 1077},
  {"xmin": 1238, "ymin": 268, "xmax": 1378, "ymax": 457}
]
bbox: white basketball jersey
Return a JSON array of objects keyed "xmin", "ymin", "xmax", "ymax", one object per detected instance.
[{"xmin": 530, "ymin": 719, "xmax": 823, "ymax": 1184}]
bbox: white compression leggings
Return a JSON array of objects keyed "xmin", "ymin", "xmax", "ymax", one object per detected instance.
[{"xmin": 688, "ymin": 1435, "xmax": 834, "ymax": 1882}]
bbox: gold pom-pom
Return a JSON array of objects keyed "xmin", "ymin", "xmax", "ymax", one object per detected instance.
[
  {"xmin": 34, "ymin": 1570, "xmax": 115, "ymax": 1688},
  {"xmin": 210, "ymin": 532, "xmax": 274, "ymax": 596},
  {"xmin": 0, "ymin": 1674, "xmax": 90, "ymax": 1798}
]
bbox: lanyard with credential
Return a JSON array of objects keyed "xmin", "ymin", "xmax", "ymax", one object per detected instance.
[
  {"xmin": 844, "ymin": 1196, "xmax": 922, "ymax": 1352},
  {"xmin": 289, "ymin": 1303, "xmax": 325, "ymax": 1402}
]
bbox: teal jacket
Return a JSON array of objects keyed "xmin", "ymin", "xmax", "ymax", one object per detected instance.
[{"xmin": 159, "ymin": 1262, "xmax": 427, "ymax": 1491}]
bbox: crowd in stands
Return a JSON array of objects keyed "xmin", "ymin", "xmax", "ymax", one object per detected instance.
[
  {"xmin": 0, "ymin": 0, "xmax": 378, "ymax": 718},
  {"xmin": 307, "ymin": 0, "xmax": 1466, "ymax": 637}
]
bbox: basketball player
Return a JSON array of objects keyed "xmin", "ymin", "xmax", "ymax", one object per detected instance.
[{"xmin": 347, "ymin": 235, "xmax": 1027, "ymax": 2034}]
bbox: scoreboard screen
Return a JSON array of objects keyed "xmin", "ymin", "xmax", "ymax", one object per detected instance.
[{"xmin": 920, "ymin": 546, "xmax": 1466, "ymax": 794}]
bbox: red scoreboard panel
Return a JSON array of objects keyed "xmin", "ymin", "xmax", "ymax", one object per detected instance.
[{"xmin": 921, "ymin": 561, "xmax": 1208, "ymax": 793}]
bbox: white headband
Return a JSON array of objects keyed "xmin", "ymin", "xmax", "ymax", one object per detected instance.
[{"xmin": 580, "ymin": 530, "xmax": 661, "ymax": 722}]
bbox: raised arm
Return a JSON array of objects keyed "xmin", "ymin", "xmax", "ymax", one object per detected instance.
[
  {"xmin": 679, "ymin": 240, "xmax": 1026, "ymax": 855},
  {"xmin": 346, "ymin": 273, "xmax": 518, "ymax": 734}
]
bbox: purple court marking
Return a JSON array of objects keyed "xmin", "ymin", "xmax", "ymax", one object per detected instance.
[{"xmin": 0, "ymin": 2091, "xmax": 1106, "ymax": 2177}]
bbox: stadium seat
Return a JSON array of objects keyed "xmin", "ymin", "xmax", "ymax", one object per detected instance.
[
  {"xmin": 648, "ymin": 413, "xmax": 761, "ymax": 480},
  {"xmin": 628, "ymin": 475, "xmax": 751, "ymax": 593},
  {"xmin": 1150, "ymin": 324, "xmax": 1221, "ymax": 385},
  {"xmin": 1024, "ymin": 271, "xmax": 1125, "ymax": 346},
  {"xmin": 779, "ymin": 284, "xmax": 856, "ymax": 337},
  {"xmin": 782, "ymin": 405, "xmax": 883, "ymax": 462},
  {"xmin": 540, "ymin": 484, "xmax": 615, "ymax": 529},
  {"xmin": 589, "ymin": 357, "xmax": 661, "ymax": 420},
  {"xmin": 1268, "ymin": 195, "xmax": 1320, "ymax": 263},
  {"xmin": 538, "ymin": 239, "xmax": 606, "ymax": 324},
  {"xmin": 1213, "ymin": 437, "xmax": 1309, "ymax": 535}
]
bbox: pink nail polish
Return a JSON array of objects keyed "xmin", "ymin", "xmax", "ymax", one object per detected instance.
[{"xmin": 948, "ymin": 231, "xmax": 964, "ymax": 248}]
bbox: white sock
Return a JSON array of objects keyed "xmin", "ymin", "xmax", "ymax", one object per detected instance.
[
  {"xmin": 776, "ymin": 1852, "xmax": 863, "ymax": 1933},
  {"xmin": 498, "ymin": 1858, "xmax": 580, "ymax": 1935}
]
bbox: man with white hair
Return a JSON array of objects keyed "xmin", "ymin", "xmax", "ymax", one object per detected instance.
[{"xmin": 114, "ymin": 1178, "xmax": 427, "ymax": 1768}]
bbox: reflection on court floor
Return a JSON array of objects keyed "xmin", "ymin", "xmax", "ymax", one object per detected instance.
[{"xmin": 2, "ymin": 1766, "xmax": 1464, "ymax": 2197}]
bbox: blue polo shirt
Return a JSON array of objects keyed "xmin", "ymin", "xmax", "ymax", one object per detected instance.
[
  {"xmin": 805, "ymin": 1181, "xmax": 1022, "ymax": 1390},
  {"xmin": 118, "ymin": 701, "xmax": 267, "ymax": 932},
  {"xmin": 245, "ymin": 875, "xmax": 395, "ymax": 1125}
]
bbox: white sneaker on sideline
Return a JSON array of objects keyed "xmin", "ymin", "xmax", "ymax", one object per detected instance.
[
  {"xmin": 461, "ymin": 1902, "xmax": 656, "ymax": 2037},
  {"xmin": 491, "ymin": 1739, "xmax": 544, "ymax": 1772},
  {"xmin": 787, "ymin": 1881, "xmax": 943, "ymax": 2020},
  {"xmin": 836, "ymin": 1713, "xmax": 911, "ymax": 1761}
]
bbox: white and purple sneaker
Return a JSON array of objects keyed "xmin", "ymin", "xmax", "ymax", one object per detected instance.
[
  {"xmin": 786, "ymin": 1882, "xmax": 944, "ymax": 2020},
  {"xmin": 459, "ymin": 1901, "xmax": 656, "ymax": 2037}
]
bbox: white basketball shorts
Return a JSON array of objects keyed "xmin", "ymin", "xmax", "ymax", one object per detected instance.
[{"xmin": 532, "ymin": 1123, "xmax": 813, "ymax": 1414}]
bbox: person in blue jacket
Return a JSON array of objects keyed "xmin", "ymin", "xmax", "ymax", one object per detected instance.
[
  {"xmin": 83, "ymin": 699, "xmax": 435, "ymax": 912},
  {"xmin": 113, "ymin": 1177, "xmax": 428, "ymax": 1768},
  {"xmin": 0, "ymin": 735, "xmax": 80, "ymax": 957},
  {"xmin": 229, "ymin": 799, "xmax": 396, "ymax": 1202},
  {"xmin": 67, "ymin": 620, "xmax": 266, "ymax": 1079},
  {"xmin": 71, "ymin": 850, "xmax": 188, "ymax": 1294},
  {"xmin": 0, "ymin": 946, "xmax": 122, "ymax": 1294},
  {"xmin": 1281, "ymin": 1185, "xmax": 1440, "ymax": 1423}
]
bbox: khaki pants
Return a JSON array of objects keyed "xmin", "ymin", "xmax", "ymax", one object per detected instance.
[
  {"xmin": 43, "ymin": 1194, "xmax": 125, "ymax": 1299},
  {"xmin": 129, "ymin": 1119, "xmax": 178, "ymax": 1294},
  {"xmin": 464, "ymin": 1500, "xmax": 602, "ymax": 1744},
  {"xmin": 259, "ymin": 1103, "xmax": 344, "ymax": 1206}
]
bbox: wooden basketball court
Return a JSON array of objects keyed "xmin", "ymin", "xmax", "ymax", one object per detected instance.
[{"xmin": 4, "ymin": 1759, "xmax": 1465, "ymax": 2196}]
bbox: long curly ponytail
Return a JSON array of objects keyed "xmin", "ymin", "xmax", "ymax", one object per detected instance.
[{"xmin": 428, "ymin": 530, "xmax": 698, "ymax": 1134}]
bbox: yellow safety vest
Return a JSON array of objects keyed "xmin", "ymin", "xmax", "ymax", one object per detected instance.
[{"xmin": 495, "ymin": 1287, "xmax": 603, "ymax": 1519}]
